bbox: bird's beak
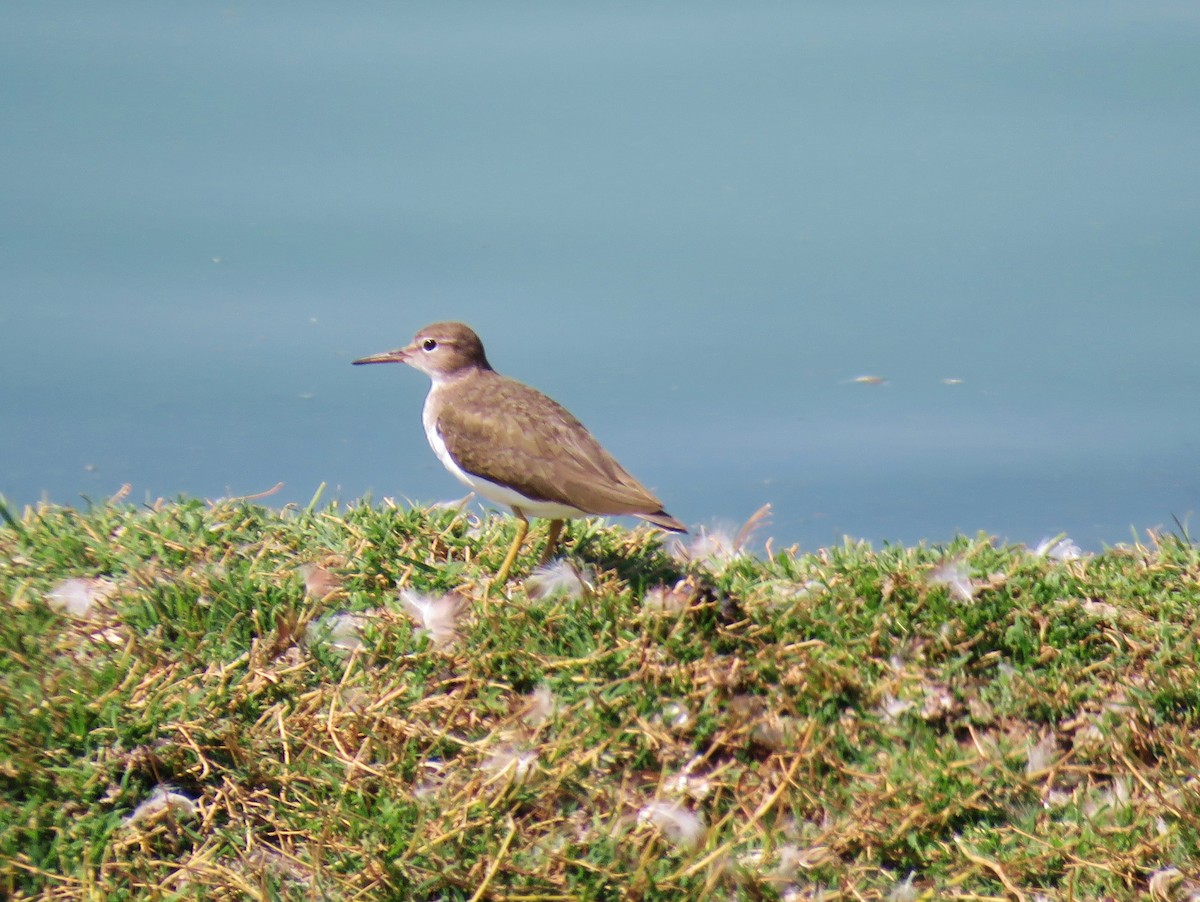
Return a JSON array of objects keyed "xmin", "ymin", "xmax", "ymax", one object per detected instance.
[{"xmin": 352, "ymin": 344, "xmax": 416, "ymax": 366}]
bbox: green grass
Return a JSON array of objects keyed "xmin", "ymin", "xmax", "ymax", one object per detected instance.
[{"xmin": 2, "ymin": 495, "xmax": 1199, "ymax": 900}]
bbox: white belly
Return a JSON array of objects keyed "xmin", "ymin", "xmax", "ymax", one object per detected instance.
[{"xmin": 422, "ymin": 395, "xmax": 586, "ymax": 520}]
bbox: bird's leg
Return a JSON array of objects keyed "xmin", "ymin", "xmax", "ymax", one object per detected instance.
[
  {"xmin": 538, "ymin": 519, "xmax": 565, "ymax": 566},
  {"xmin": 493, "ymin": 510, "xmax": 530, "ymax": 586}
]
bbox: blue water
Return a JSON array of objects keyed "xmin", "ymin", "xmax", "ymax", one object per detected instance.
[{"xmin": 3, "ymin": 2, "xmax": 1199, "ymax": 550}]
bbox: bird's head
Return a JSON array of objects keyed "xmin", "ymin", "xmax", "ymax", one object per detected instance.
[{"xmin": 353, "ymin": 321, "xmax": 492, "ymax": 381}]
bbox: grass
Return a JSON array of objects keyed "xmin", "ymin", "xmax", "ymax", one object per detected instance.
[{"xmin": 1, "ymin": 493, "xmax": 1199, "ymax": 900}]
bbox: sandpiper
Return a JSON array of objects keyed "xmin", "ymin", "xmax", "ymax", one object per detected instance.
[{"xmin": 354, "ymin": 321, "xmax": 686, "ymax": 584}]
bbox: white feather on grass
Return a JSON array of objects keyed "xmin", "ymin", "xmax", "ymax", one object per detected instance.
[
  {"xmin": 426, "ymin": 492, "xmax": 476, "ymax": 512},
  {"xmin": 305, "ymin": 611, "xmax": 376, "ymax": 655},
  {"xmin": 399, "ymin": 589, "xmax": 466, "ymax": 648},
  {"xmin": 659, "ymin": 700, "xmax": 692, "ymax": 731},
  {"xmin": 412, "ymin": 759, "xmax": 450, "ymax": 800},
  {"xmin": 637, "ymin": 800, "xmax": 705, "ymax": 849},
  {"xmin": 480, "ymin": 745, "xmax": 538, "ymax": 787},
  {"xmin": 1035, "ymin": 535, "xmax": 1083, "ymax": 561},
  {"xmin": 411, "ymin": 760, "xmax": 449, "ymax": 800},
  {"xmin": 124, "ymin": 786, "xmax": 197, "ymax": 826},
  {"xmin": 522, "ymin": 684, "xmax": 557, "ymax": 727},
  {"xmin": 1147, "ymin": 867, "xmax": 1200, "ymax": 901},
  {"xmin": 662, "ymin": 770, "xmax": 713, "ymax": 801},
  {"xmin": 670, "ymin": 503, "xmax": 771, "ymax": 568},
  {"xmin": 642, "ymin": 580, "xmax": 693, "ymax": 614},
  {"xmin": 1083, "ymin": 776, "xmax": 1131, "ymax": 820},
  {"xmin": 1025, "ymin": 734, "xmax": 1059, "ymax": 775},
  {"xmin": 927, "ymin": 559, "xmax": 978, "ymax": 602},
  {"xmin": 888, "ymin": 872, "xmax": 919, "ymax": 902},
  {"xmin": 46, "ymin": 577, "xmax": 117, "ymax": 616},
  {"xmin": 524, "ymin": 559, "xmax": 592, "ymax": 600},
  {"xmin": 880, "ymin": 694, "xmax": 916, "ymax": 723}
]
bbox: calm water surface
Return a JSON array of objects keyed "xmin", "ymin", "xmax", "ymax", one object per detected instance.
[{"xmin": 3, "ymin": 2, "xmax": 1199, "ymax": 550}]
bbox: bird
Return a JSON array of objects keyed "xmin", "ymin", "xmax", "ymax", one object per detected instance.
[{"xmin": 353, "ymin": 321, "xmax": 686, "ymax": 584}]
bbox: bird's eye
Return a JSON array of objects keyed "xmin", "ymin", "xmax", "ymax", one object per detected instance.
[{"xmin": 422, "ymin": 338, "xmax": 437, "ymax": 351}]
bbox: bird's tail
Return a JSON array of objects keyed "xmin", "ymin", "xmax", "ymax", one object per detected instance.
[{"xmin": 638, "ymin": 510, "xmax": 688, "ymax": 533}]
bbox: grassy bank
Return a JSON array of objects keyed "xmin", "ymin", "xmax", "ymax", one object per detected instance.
[{"xmin": 1, "ymin": 495, "xmax": 1198, "ymax": 900}]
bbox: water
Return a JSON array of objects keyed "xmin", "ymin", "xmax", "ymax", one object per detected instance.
[{"xmin": 3, "ymin": 2, "xmax": 1199, "ymax": 551}]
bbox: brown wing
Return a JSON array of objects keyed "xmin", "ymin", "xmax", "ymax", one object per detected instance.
[{"xmin": 437, "ymin": 370, "xmax": 681, "ymax": 526}]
